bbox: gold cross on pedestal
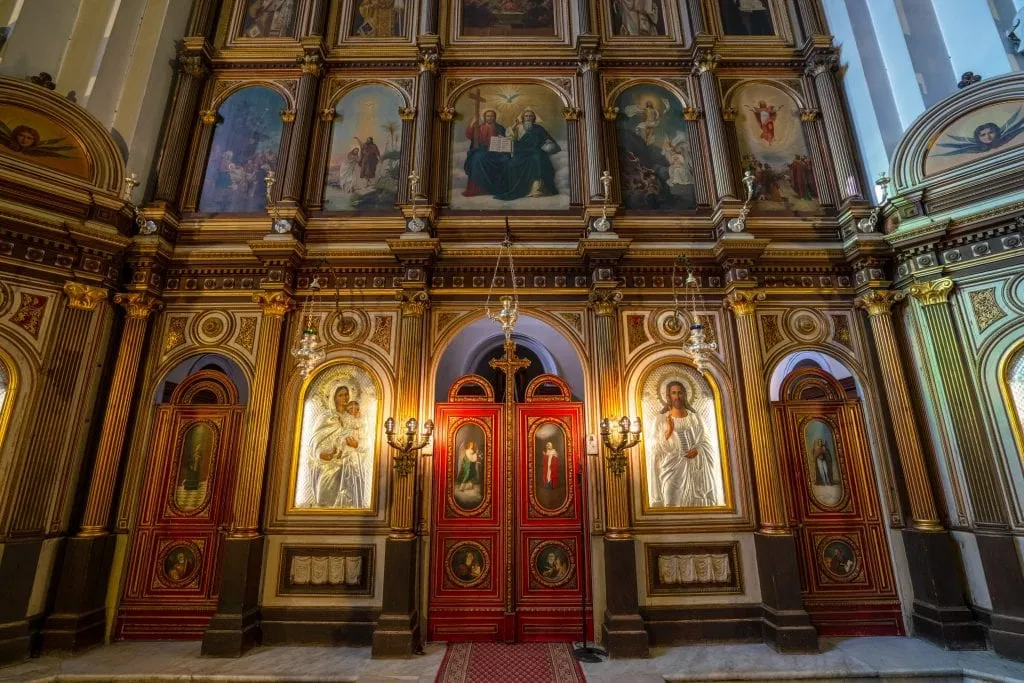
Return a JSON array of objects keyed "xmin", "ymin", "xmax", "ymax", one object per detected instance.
[{"xmin": 489, "ymin": 340, "xmax": 530, "ymax": 405}]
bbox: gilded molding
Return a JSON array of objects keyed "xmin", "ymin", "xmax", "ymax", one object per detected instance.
[
  {"xmin": 602, "ymin": 106, "xmax": 620, "ymax": 121},
  {"xmin": 908, "ymin": 278, "xmax": 954, "ymax": 306},
  {"xmin": 438, "ymin": 106, "xmax": 456, "ymax": 121},
  {"xmin": 397, "ymin": 289, "xmax": 430, "ymax": 317},
  {"xmin": 799, "ymin": 108, "xmax": 819, "ymax": 122},
  {"xmin": 63, "ymin": 281, "xmax": 108, "ymax": 311},
  {"xmin": 399, "ymin": 106, "xmax": 417, "ymax": 121},
  {"xmin": 721, "ymin": 107, "xmax": 737, "ymax": 122},
  {"xmin": 805, "ymin": 52, "xmax": 838, "ymax": 78},
  {"xmin": 280, "ymin": 109, "xmax": 296, "ymax": 123},
  {"xmin": 692, "ymin": 52, "xmax": 720, "ymax": 75},
  {"xmin": 562, "ymin": 107, "xmax": 582, "ymax": 121},
  {"xmin": 253, "ymin": 291, "xmax": 294, "ymax": 318},
  {"xmin": 969, "ymin": 288, "xmax": 1007, "ymax": 332},
  {"xmin": 113, "ymin": 292, "xmax": 163, "ymax": 319},
  {"xmin": 199, "ymin": 109, "xmax": 218, "ymax": 125},
  {"xmin": 855, "ymin": 289, "xmax": 904, "ymax": 316},
  {"xmin": 298, "ymin": 53, "xmax": 322, "ymax": 77},
  {"xmin": 724, "ymin": 290, "xmax": 765, "ymax": 317},
  {"xmin": 318, "ymin": 107, "xmax": 336, "ymax": 121},
  {"xmin": 683, "ymin": 106, "xmax": 701, "ymax": 121},
  {"xmin": 176, "ymin": 53, "xmax": 208, "ymax": 79},
  {"xmin": 588, "ymin": 288, "xmax": 623, "ymax": 316}
]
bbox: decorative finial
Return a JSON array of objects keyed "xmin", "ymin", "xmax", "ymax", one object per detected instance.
[
  {"xmin": 264, "ymin": 170, "xmax": 277, "ymax": 209},
  {"xmin": 122, "ymin": 173, "xmax": 140, "ymax": 202}
]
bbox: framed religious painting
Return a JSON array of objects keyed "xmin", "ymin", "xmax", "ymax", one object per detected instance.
[
  {"xmin": 0, "ymin": 104, "xmax": 91, "ymax": 180},
  {"xmin": 333, "ymin": 0, "xmax": 416, "ymax": 46},
  {"xmin": 288, "ymin": 360, "xmax": 383, "ymax": 514},
  {"xmin": 445, "ymin": 0, "xmax": 570, "ymax": 47},
  {"xmin": 726, "ymin": 80, "xmax": 820, "ymax": 216},
  {"xmin": 710, "ymin": 0, "xmax": 793, "ymax": 44},
  {"xmin": 224, "ymin": 0, "xmax": 309, "ymax": 46},
  {"xmin": 635, "ymin": 360, "xmax": 732, "ymax": 513},
  {"xmin": 608, "ymin": 81, "xmax": 697, "ymax": 211},
  {"xmin": 446, "ymin": 80, "xmax": 572, "ymax": 211},
  {"xmin": 599, "ymin": 0, "xmax": 684, "ymax": 46}
]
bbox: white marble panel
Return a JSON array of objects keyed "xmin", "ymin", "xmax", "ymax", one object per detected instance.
[
  {"xmin": 634, "ymin": 531, "xmax": 760, "ymax": 606},
  {"xmin": 261, "ymin": 533, "xmax": 386, "ymax": 608},
  {"xmin": 952, "ymin": 529, "xmax": 992, "ymax": 610}
]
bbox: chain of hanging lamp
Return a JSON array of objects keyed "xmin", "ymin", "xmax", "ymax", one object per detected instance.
[
  {"xmin": 292, "ymin": 260, "xmax": 342, "ymax": 378},
  {"xmin": 671, "ymin": 254, "xmax": 717, "ymax": 373},
  {"xmin": 484, "ymin": 218, "xmax": 519, "ymax": 343}
]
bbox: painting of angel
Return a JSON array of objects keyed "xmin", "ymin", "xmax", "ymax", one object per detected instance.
[
  {"xmin": 613, "ymin": 84, "xmax": 696, "ymax": 211},
  {"xmin": 323, "ymin": 84, "xmax": 404, "ymax": 211},
  {"xmin": 924, "ymin": 102, "xmax": 1024, "ymax": 176},
  {"xmin": 0, "ymin": 105, "xmax": 90, "ymax": 179},
  {"xmin": 292, "ymin": 363, "xmax": 379, "ymax": 511}
]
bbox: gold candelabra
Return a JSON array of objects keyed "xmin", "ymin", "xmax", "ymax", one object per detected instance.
[
  {"xmin": 385, "ymin": 416, "xmax": 435, "ymax": 476},
  {"xmin": 599, "ymin": 416, "xmax": 641, "ymax": 476}
]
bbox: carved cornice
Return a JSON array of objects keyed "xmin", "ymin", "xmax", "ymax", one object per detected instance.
[
  {"xmin": 253, "ymin": 291, "xmax": 294, "ymax": 318},
  {"xmin": 908, "ymin": 278, "xmax": 954, "ymax": 306},
  {"xmin": 63, "ymin": 281, "xmax": 108, "ymax": 311},
  {"xmin": 855, "ymin": 289, "xmax": 904, "ymax": 316},
  {"xmin": 114, "ymin": 291, "xmax": 163, "ymax": 319},
  {"xmin": 723, "ymin": 289, "xmax": 765, "ymax": 316}
]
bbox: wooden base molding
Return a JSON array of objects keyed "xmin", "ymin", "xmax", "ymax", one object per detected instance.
[
  {"xmin": 42, "ymin": 534, "xmax": 117, "ymax": 653},
  {"xmin": 601, "ymin": 538, "xmax": 649, "ymax": 658},
  {"xmin": 372, "ymin": 536, "xmax": 421, "ymax": 658},
  {"xmin": 641, "ymin": 605, "xmax": 762, "ymax": 645},
  {"xmin": 753, "ymin": 533, "xmax": 818, "ymax": 653},
  {"xmin": 901, "ymin": 529, "xmax": 985, "ymax": 651},
  {"xmin": 261, "ymin": 607, "xmax": 378, "ymax": 646},
  {"xmin": 975, "ymin": 532, "xmax": 1024, "ymax": 662},
  {"xmin": 0, "ymin": 538, "xmax": 43, "ymax": 665},
  {"xmin": 201, "ymin": 536, "xmax": 265, "ymax": 657}
]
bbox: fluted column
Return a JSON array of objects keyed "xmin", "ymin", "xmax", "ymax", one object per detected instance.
[
  {"xmin": 154, "ymin": 50, "xmax": 209, "ymax": 204},
  {"xmin": 389, "ymin": 290, "xmax": 429, "ymax": 537},
  {"xmin": 280, "ymin": 51, "xmax": 322, "ymax": 203},
  {"xmin": 684, "ymin": 106, "xmax": 712, "ymax": 206},
  {"xmin": 373, "ymin": 288, "xmax": 429, "ymax": 658},
  {"xmin": 590, "ymin": 289, "xmax": 628, "ymax": 535},
  {"xmin": 579, "ymin": 51, "xmax": 606, "ymax": 201},
  {"xmin": 725, "ymin": 290, "xmax": 787, "ymax": 532},
  {"xmin": 806, "ymin": 51, "xmax": 864, "ymax": 201},
  {"xmin": 693, "ymin": 52, "xmax": 737, "ymax": 200},
  {"xmin": 685, "ymin": 0, "xmax": 707, "ymax": 34},
  {"xmin": 78, "ymin": 291, "xmax": 162, "ymax": 536},
  {"xmin": 419, "ymin": 0, "xmax": 439, "ymax": 34},
  {"xmin": 854, "ymin": 285, "xmax": 986, "ymax": 652},
  {"xmin": 799, "ymin": 108, "xmax": 839, "ymax": 208},
  {"xmin": 905, "ymin": 280, "xmax": 1005, "ymax": 527},
  {"xmin": 413, "ymin": 48, "xmax": 438, "ymax": 201},
  {"xmin": 854, "ymin": 289, "xmax": 943, "ymax": 530},
  {"xmin": 229, "ymin": 292, "xmax": 292, "ymax": 536},
  {"xmin": 794, "ymin": 0, "xmax": 824, "ymax": 37}
]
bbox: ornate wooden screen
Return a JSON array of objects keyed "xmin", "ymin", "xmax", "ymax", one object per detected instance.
[
  {"xmin": 117, "ymin": 370, "xmax": 244, "ymax": 638},
  {"xmin": 428, "ymin": 373, "xmax": 590, "ymax": 642},
  {"xmin": 772, "ymin": 367, "xmax": 902, "ymax": 636}
]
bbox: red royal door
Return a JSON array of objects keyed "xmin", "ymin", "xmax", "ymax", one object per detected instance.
[{"xmin": 428, "ymin": 373, "xmax": 591, "ymax": 642}]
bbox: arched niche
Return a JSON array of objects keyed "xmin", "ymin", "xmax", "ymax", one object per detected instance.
[
  {"xmin": 0, "ymin": 76, "xmax": 125, "ymax": 195},
  {"xmin": 154, "ymin": 353, "xmax": 250, "ymax": 405},
  {"xmin": 0, "ymin": 349, "xmax": 17, "ymax": 450},
  {"xmin": 433, "ymin": 313, "xmax": 584, "ymax": 403},
  {"xmin": 198, "ymin": 84, "xmax": 287, "ymax": 213},
  {"xmin": 768, "ymin": 349, "xmax": 856, "ymax": 401}
]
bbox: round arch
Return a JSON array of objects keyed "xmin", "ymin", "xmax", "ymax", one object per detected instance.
[
  {"xmin": 154, "ymin": 352, "xmax": 250, "ymax": 405},
  {"xmin": 768, "ymin": 349, "xmax": 856, "ymax": 401}
]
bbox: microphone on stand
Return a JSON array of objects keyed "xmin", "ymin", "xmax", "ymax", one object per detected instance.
[{"xmin": 573, "ymin": 452, "xmax": 607, "ymax": 663}]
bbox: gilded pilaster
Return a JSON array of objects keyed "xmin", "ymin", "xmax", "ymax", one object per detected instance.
[
  {"xmin": 725, "ymin": 289, "xmax": 787, "ymax": 532},
  {"xmin": 692, "ymin": 52, "xmax": 736, "ymax": 201},
  {"xmin": 588, "ymin": 288, "xmax": 630, "ymax": 536},
  {"xmin": 229, "ymin": 291, "xmax": 293, "ymax": 537},
  {"xmin": 78, "ymin": 292, "xmax": 162, "ymax": 536},
  {"xmin": 805, "ymin": 51, "xmax": 863, "ymax": 201},
  {"xmin": 390, "ymin": 288, "xmax": 429, "ymax": 537},
  {"xmin": 855, "ymin": 289, "xmax": 942, "ymax": 530},
  {"xmin": 154, "ymin": 46, "xmax": 210, "ymax": 205},
  {"xmin": 906, "ymin": 278, "xmax": 1006, "ymax": 527}
]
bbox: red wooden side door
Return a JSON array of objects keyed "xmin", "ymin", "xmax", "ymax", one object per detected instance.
[{"xmin": 428, "ymin": 374, "xmax": 591, "ymax": 642}]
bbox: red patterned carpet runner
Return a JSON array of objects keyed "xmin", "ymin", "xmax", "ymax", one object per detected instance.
[{"xmin": 436, "ymin": 642, "xmax": 586, "ymax": 683}]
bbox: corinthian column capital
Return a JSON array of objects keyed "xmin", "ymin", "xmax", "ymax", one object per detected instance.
[
  {"xmin": 397, "ymin": 289, "xmax": 430, "ymax": 317},
  {"xmin": 855, "ymin": 289, "xmax": 905, "ymax": 316},
  {"xmin": 588, "ymin": 288, "xmax": 623, "ymax": 316},
  {"xmin": 114, "ymin": 292, "xmax": 163, "ymax": 319},
  {"xmin": 908, "ymin": 278, "xmax": 954, "ymax": 306},
  {"xmin": 724, "ymin": 289, "xmax": 765, "ymax": 316},
  {"xmin": 253, "ymin": 291, "xmax": 294, "ymax": 318},
  {"xmin": 64, "ymin": 281, "xmax": 108, "ymax": 311}
]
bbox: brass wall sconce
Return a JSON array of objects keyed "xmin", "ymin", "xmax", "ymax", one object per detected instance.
[
  {"xmin": 384, "ymin": 417, "xmax": 434, "ymax": 476},
  {"xmin": 599, "ymin": 416, "xmax": 641, "ymax": 476}
]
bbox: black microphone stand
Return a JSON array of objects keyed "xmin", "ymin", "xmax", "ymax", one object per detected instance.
[{"xmin": 573, "ymin": 453, "xmax": 607, "ymax": 663}]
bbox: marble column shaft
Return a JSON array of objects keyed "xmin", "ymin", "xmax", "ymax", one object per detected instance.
[
  {"xmin": 907, "ymin": 279, "xmax": 1006, "ymax": 526},
  {"xmin": 580, "ymin": 57, "xmax": 605, "ymax": 200},
  {"xmin": 726, "ymin": 291, "xmax": 787, "ymax": 532},
  {"xmin": 78, "ymin": 293, "xmax": 162, "ymax": 536},
  {"xmin": 154, "ymin": 54, "xmax": 209, "ymax": 204},
  {"xmin": 694, "ymin": 56, "xmax": 737, "ymax": 200},
  {"xmin": 390, "ymin": 291, "xmax": 428, "ymax": 536},
  {"xmin": 280, "ymin": 58, "xmax": 321, "ymax": 203},
  {"xmin": 685, "ymin": 0, "xmax": 706, "ymax": 34},
  {"xmin": 413, "ymin": 65, "xmax": 437, "ymax": 203},
  {"xmin": 855, "ymin": 290, "xmax": 942, "ymax": 530},
  {"xmin": 685, "ymin": 110, "xmax": 712, "ymax": 206},
  {"xmin": 230, "ymin": 292, "xmax": 292, "ymax": 537},
  {"xmin": 801, "ymin": 113, "xmax": 839, "ymax": 207},
  {"xmin": 419, "ymin": 0, "xmax": 438, "ymax": 34},
  {"xmin": 591, "ymin": 296, "xmax": 630, "ymax": 535},
  {"xmin": 807, "ymin": 55, "xmax": 863, "ymax": 201},
  {"xmin": 794, "ymin": 0, "xmax": 824, "ymax": 37}
]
